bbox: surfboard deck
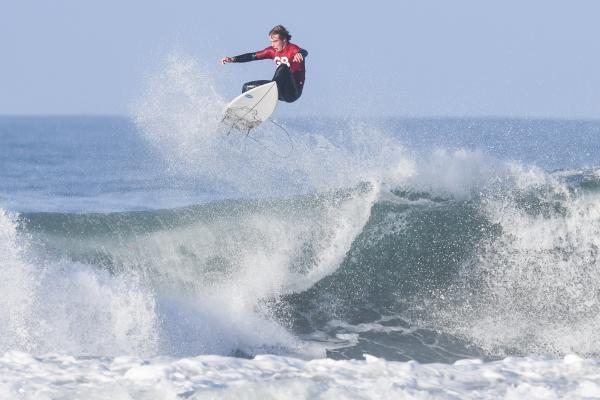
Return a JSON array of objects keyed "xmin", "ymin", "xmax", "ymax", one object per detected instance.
[{"xmin": 222, "ymin": 82, "xmax": 278, "ymax": 132}]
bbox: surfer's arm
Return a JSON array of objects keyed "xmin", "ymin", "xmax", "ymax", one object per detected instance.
[
  {"xmin": 231, "ymin": 53, "xmax": 258, "ymax": 63},
  {"xmin": 293, "ymin": 49, "xmax": 308, "ymax": 63},
  {"xmin": 220, "ymin": 53, "xmax": 257, "ymax": 64}
]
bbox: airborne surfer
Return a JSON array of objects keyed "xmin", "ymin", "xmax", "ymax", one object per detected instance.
[{"xmin": 220, "ymin": 25, "xmax": 307, "ymax": 103}]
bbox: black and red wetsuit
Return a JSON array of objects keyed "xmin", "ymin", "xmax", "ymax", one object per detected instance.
[{"xmin": 232, "ymin": 43, "xmax": 308, "ymax": 103}]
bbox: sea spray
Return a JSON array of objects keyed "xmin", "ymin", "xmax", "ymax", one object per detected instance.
[
  {"xmin": 131, "ymin": 54, "xmax": 415, "ymax": 197},
  {"xmin": 426, "ymin": 163, "xmax": 600, "ymax": 357},
  {"xmin": 0, "ymin": 209, "xmax": 160, "ymax": 356},
  {"xmin": 132, "ymin": 52, "xmax": 225, "ymax": 168},
  {"xmin": 0, "ymin": 210, "xmax": 35, "ymax": 352}
]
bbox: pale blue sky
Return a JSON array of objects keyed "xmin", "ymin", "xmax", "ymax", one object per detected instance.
[{"xmin": 2, "ymin": 0, "xmax": 599, "ymax": 118}]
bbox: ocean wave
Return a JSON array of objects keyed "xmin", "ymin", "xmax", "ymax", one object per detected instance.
[{"xmin": 4, "ymin": 165, "xmax": 598, "ymax": 361}]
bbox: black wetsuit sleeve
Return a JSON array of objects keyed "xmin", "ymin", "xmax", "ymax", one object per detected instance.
[
  {"xmin": 232, "ymin": 53, "xmax": 257, "ymax": 63},
  {"xmin": 300, "ymin": 49, "xmax": 308, "ymax": 58}
]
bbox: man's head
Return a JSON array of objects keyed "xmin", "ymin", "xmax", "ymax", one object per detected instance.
[{"xmin": 269, "ymin": 25, "xmax": 291, "ymax": 51}]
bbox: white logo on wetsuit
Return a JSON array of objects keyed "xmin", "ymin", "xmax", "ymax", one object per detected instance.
[{"xmin": 274, "ymin": 56, "xmax": 290, "ymax": 67}]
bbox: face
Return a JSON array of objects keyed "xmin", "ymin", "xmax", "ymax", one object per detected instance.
[{"xmin": 269, "ymin": 34, "xmax": 286, "ymax": 51}]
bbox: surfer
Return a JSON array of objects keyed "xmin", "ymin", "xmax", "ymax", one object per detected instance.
[{"xmin": 220, "ymin": 25, "xmax": 307, "ymax": 103}]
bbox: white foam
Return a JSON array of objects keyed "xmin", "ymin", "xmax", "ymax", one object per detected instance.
[
  {"xmin": 1, "ymin": 352, "xmax": 599, "ymax": 399},
  {"xmin": 29, "ymin": 261, "xmax": 160, "ymax": 356}
]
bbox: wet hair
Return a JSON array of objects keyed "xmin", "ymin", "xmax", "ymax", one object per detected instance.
[{"xmin": 269, "ymin": 25, "xmax": 291, "ymax": 42}]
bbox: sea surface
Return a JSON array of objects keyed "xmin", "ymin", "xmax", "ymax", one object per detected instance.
[{"xmin": 2, "ymin": 60, "xmax": 600, "ymax": 399}]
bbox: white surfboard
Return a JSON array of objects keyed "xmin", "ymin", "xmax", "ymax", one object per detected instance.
[{"xmin": 222, "ymin": 81, "xmax": 278, "ymax": 131}]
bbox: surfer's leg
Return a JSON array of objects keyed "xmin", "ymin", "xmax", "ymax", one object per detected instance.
[
  {"xmin": 271, "ymin": 65, "xmax": 301, "ymax": 103},
  {"xmin": 242, "ymin": 80, "xmax": 271, "ymax": 93}
]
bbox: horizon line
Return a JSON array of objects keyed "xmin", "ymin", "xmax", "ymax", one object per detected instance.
[{"xmin": 0, "ymin": 114, "xmax": 599, "ymax": 122}]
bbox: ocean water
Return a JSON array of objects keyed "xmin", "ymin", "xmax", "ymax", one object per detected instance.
[{"xmin": 2, "ymin": 58, "xmax": 600, "ymax": 398}]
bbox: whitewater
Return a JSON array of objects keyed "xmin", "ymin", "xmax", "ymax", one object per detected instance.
[{"xmin": 2, "ymin": 54, "xmax": 600, "ymax": 398}]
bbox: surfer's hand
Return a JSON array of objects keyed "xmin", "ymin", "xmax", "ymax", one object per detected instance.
[
  {"xmin": 220, "ymin": 57, "xmax": 234, "ymax": 64},
  {"xmin": 293, "ymin": 52, "xmax": 304, "ymax": 63}
]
